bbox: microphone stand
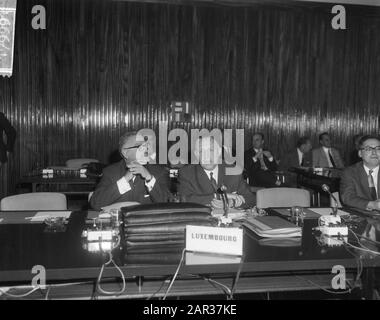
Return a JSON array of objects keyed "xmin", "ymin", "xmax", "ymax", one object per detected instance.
[{"xmin": 322, "ymin": 184, "xmax": 338, "ymax": 216}]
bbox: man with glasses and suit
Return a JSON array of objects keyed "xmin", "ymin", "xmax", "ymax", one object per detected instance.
[
  {"xmin": 312, "ymin": 132, "xmax": 344, "ymax": 169},
  {"xmin": 90, "ymin": 131, "xmax": 169, "ymax": 210},
  {"xmin": 340, "ymin": 135, "xmax": 380, "ymax": 212}
]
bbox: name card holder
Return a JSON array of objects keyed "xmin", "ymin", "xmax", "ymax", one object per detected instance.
[{"xmin": 185, "ymin": 225, "xmax": 243, "ymax": 257}]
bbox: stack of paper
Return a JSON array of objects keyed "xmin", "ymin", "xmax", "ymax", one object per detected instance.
[{"xmin": 242, "ymin": 216, "xmax": 301, "ymax": 238}]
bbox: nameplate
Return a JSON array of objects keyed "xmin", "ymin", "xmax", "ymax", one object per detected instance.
[{"xmin": 185, "ymin": 225, "xmax": 243, "ymax": 256}]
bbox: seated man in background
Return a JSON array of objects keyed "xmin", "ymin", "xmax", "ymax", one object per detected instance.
[
  {"xmin": 340, "ymin": 135, "xmax": 380, "ymax": 212},
  {"xmin": 244, "ymin": 133, "xmax": 278, "ymax": 187},
  {"xmin": 312, "ymin": 132, "xmax": 344, "ymax": 168},
  {"xmin": 178, "ymin": 136, "xmax": 255, "ymax": 209},
  {"xmin": 90, "ymin": 131, "xmax": 169, "ymax": 210},
  {"xmin": 280, "ymin": 136, "xmax": 312, "ymax": 187},
  {"xmin": 280, "ymin": 136, "xmax": 313, "ymax": 170}
]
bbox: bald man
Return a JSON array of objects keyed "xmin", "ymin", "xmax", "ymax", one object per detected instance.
[{"xmin": 90, "ymin": 132, "xmax": 169, "ymax": 210}]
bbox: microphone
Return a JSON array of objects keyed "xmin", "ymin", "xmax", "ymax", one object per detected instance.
[
  {"xmin": 217, "ymin": 185, "xmax": 229, "ymax": 217},
  {"xmin": 321, "ymin": 184, "xmax": 338, "ymax": 216}
]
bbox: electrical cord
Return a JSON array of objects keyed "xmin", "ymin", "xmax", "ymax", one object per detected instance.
[
  {"xmin": 0, "ymin": 280, "xmax": 95, "ymax": 299},
  {"xmin": 96, "ymin": 251, "xmax": 126, "ymax": 296},
  {"xmin": 162, "ymin": 248, "xmax": 186, "ymax": 300},
  {"xmin": 229, "ymin": 254, "xmax": 245, "ymax": 300},
  {"xmin": 146, "ymin": 277, "xmax": 171, "ymax": 300}
]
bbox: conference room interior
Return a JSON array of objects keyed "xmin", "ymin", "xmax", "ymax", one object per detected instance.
[{"xmin": 0, "ymin": 0, "xmax": 380, "ymax": 301}]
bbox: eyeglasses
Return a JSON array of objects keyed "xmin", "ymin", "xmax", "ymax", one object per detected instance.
[
  {"xmin": 123, "ymin": 145, "xmax": 141, "ymax": 150},
  {"xmin": 361, "ymin": 146, "xmax": 380, "ymax": 153}
]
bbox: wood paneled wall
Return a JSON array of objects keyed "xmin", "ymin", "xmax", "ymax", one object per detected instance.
[{"xmin": 1, "ymin": 0, "xmax": 380, "ymax": 196}]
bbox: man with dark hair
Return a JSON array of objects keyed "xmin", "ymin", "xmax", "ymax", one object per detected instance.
[
  {"xmin": 340, "ymin": 135, "xmax": 380, "ymax": 211},
  {"xmin": 0, "ymin": 112, "xmax": 16, "ymax": 166},
  {"xmin": 90, "ymin": 131, "xmax": 169, "ymax": 210},
  {"xmin": 312, "ymin": 132, "xmax": 344, "ymax": 168},
  {"xmin": 280, "ymin": 136, "xmax": 313, "ymax": 170},
  {"xmin": 244, "ymin": 133, "xmax": 278, "ymax": 187}
]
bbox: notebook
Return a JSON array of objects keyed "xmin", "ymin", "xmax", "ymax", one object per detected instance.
[{"xmin": 242, "ymin": 216, "xmax": 301, "ymax": 238}]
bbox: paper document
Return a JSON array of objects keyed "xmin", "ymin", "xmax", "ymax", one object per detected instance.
[
  {"xmin": 306, "ymin": 208, "xmax": 350, "ymax": 216},
  {"xmin": 26, "ymin": 211, "xmax": 72, "ymax": 222},
  {"xmin": 242, "ymin": 216, "xmax": 301, "ymax": 238}
]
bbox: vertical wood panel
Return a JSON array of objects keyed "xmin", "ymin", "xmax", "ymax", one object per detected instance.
[{"xmin": 0, "ymin": 0, "xmax": 380, "ymax": 196}]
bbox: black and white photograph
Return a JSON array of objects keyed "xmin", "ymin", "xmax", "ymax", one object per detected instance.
[{"xmin": 1, "ymin": 0, "xmax": 380, "ymax": 305}]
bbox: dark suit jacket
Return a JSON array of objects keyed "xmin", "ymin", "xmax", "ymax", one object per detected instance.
[
  {"xmin": 0, "ymin": 112, "xmax": 16, "ymax": 164},
  {"xmin": 244, "ymin": 148, "xmax": 278, "ymax": 187},
  {"xmin": 349, "ymin": 149, "xmax": 361, "ymax": 166},
  {"xmin": 178, "ymin": 164, "xmax": 256, "ymax": 208},
  {"xmin": 340, "ymin": 162, "xmax": 380, "ymax": 210},
  {"xmin": 280, "ymin": 149, "xmax": 312, "ymax": 171},
  {"xmin": 90, "ymin": 160, "xmax": 170, "ymax": 210}
]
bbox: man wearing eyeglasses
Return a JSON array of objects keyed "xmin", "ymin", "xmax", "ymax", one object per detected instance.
[
  {"xmin": 340, "ymin": 135, "xmax": 380, "ymax": 212},
  {"xmin": 90, "ymin": 131, "xmax": 169, "ymax": 210}
]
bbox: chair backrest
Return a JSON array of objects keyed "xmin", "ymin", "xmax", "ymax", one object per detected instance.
[
  {"xmin": 256, "ymin": 188, "xmax": 310, "ymax": 208},
  {"xmin": 0, "ymin": 192, "xmax": 67, "ymax": 211},
  {"xmin": 330, "ymin": 192, "xmax": 343, "ymax": 208},
  {"xmin": 65, "ymin": 158, "xmax": 99, "ymax": 169}
]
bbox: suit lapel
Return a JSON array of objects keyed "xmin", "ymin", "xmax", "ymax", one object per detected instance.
[
  {"xmin": 357, "ymin": 163, "xmax": 371, "ymax": 199},
  {"xmin": 196, "ymin": 165, "xmax": 215, "ymax": 193}
]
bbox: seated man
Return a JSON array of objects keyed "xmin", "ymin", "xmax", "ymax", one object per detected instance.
[
  {"xmin": 312, "ymin": 132, "xmax": 344, "ymax": 168},
  {"xmin": 178, "ymin": 136, "xmax": 255, "ymax": 209},
  {"xmin": 340, "ymin": 135, "xmax": 380, "ymax": 212},
  {"xmin": 90, "ymin": 131, "xmax": 169, "ymax": 210},
  {"xmin": 244, "ymin": 133, "xmax": 278, "ymax": 187},
  {"xmin": 280, "ymin": 136, "xmax": 313, "ymax": 170},
  {"xmin": 280, "ymin": 136, "xmax": 312, "ymax": 187}
]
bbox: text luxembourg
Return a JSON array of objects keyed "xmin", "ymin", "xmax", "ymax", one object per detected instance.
[{"xmin": 191, "ymin": 233, "xmax": 237, "ymax": 242}]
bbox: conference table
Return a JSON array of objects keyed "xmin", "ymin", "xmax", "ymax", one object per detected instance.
[{"xmin": 0, "ymin": 207, "xmax": 379, "ymax": 300}]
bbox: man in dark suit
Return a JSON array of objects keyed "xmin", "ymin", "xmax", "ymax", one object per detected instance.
[
  {"xmin": 312, "ymin": 132, "xmax": 344, "ymax": 168},
  {"xmin": 280, "ymin": 137, "xmax": 313, "ymax": 187},
  {"xmin": 340, "ymin": 135, "xmax": 380, "ymax": 211},
  {"xmin": 0, "ymin": 112, "xmax": 16, "ymax": 166},
  {"xmin": 90, "ymin": 131, "xmax": 169, "ymax": 210},
  {"xmin": 280, "ymin": 136, "xmax": 313, "ymax": 170},
  {"xmin": 178, "ymin": 136, "xmax": 255, "ymax": 209},
  {"xmin": 244, "ymin": 133, "xmax": 278, "ymax": 187}
]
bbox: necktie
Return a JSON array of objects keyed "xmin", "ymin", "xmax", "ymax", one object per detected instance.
[
  {"xmin": 258, "ymin": 153, "xmax": 268, "ymax": 171},
  {"xmin": 368, "ymin": 169, "xmax": 378, "ymax": 200},
  {"xmin": 300, "ymin": 154, "xmax": 305, "ymax": 166},
  {"xmin": 328, "ymin": 150, "xmax": 336, "ymax": 168},
  {"xmin": 209, "ymin": 172, "xmax": 218, "ymax": 192}
]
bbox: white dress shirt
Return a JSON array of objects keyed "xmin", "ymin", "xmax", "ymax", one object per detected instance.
[
  {"xmin": 363, "ymin": 164, "xmax": 379, "ymax": 196},
  {"xmin": 116, "ymin": 175, "xmax": 156, "ymax": 195},
  {"xmin": 203, "ymin": 165, "xmax": 219, "ymax": 184},
  {"xmin": 322, "ymin": 146, "xmax": 333, "ymax": 167},
  {"xmin": 297, "ymin": 148, "xmax": 303, "ymax": 166}
]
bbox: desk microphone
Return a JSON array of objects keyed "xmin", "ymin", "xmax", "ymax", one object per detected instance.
[
  {"xmin": 217, "ymin": 185, "xmax": 229, "ymax": 218},
  {"xmin": 321, "ymin": 184, "xmax": 338, "ymax": 216}
]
